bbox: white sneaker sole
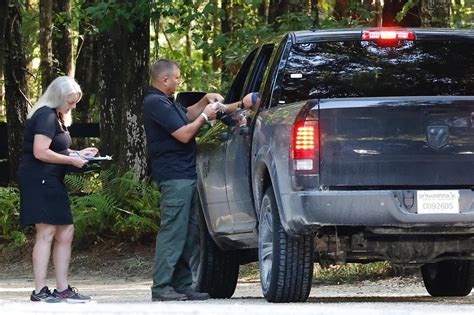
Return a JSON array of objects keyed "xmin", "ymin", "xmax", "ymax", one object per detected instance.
[{"xmin": 65, "ymin": 298, "xmax": 92, "ymax": 303}]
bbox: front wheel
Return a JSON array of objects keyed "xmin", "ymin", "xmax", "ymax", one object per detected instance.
[
  {"xmin": 258, "ymin": 187, "xmax": 314, "ymax": 302},
  {"xmin": 421, "ymin": 260, "xmax": 473, "ymax": 297}
]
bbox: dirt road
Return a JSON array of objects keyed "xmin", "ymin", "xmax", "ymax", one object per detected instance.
[{"xmin": 1, "ymin": 243, "xmax": 473, "ymax": 312}]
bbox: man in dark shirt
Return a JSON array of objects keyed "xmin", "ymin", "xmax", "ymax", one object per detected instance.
[{"xmin": 143, "ymin": 59, "xmax": 220, "ymax": 301}]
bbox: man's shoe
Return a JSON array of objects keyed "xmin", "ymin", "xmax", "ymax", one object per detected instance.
[
  {"xmin": 30, "ymin": 286, "xmax": 63, "ymax": 303},
  {"xmin": 177, "ymin": 287, "xmax": 210, "ymax": 301},
  {"xmin": 152, "ymin": 287, "xmax": 187, "ymax": 301},
  {"xmin": 52, "ymin": 285, "xmax": 91, "ymax": 303}
]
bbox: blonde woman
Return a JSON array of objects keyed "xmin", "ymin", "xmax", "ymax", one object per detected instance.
[{"xmin": 17, "ymin": 76, "xmax": 96, "ymax": 303}]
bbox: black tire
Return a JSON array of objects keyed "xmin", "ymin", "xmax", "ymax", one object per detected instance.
[
  {"xmin": 421, "ymin": 260, "xmax": 473, "ymax": 297},
  {"xmin": 195, "ymin": 205, "xmax": 240, "ymax": 298},
  {"xmin": 258, "ymin": 187, "xmax": 314, "ymax": 302}
]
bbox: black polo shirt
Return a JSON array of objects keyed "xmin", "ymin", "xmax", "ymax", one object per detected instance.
[
  {"xmin": 143, "ymin": 86, "xmax": 197, "ymax": 183},
  {"xmin": 18, "ymin": 106, "xmax": 71, "ymax": 178}
]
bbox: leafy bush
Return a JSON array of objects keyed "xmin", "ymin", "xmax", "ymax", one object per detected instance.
[
  {"xmin": 65, "ymin": 170, "xmax": 160, "ymax": 245},
  {"xmin": 0, "ymin": 187, "xmax": 29, "ymax": 248}
]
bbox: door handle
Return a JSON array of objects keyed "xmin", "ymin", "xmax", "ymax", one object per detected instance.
[
  {"xmin": 239, "ymin": 125, "xmax": 250, "ymax": 136},
  {"xmin": 217, "ymin": 132, "xmax": 230, "ymax": 142}
]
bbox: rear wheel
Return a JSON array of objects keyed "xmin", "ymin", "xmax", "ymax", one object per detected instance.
[
  {"xmin": 258, "ymin": 187, "xmax": 314, "ymax": 302},
  {"xmin": 195, "ymin": 206, "xmax": 240, "ymax": 298},
  {"xmin": 421, "ymin": 260, "xmax": 473, "ymax": 297}
]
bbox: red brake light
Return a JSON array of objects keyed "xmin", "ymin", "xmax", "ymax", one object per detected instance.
[
  {"xmin": 291, "ymin": 120, "xmax": 319, "ymax": 172},
  {"xmin": 362, "ymin": 29, "xmax": 416, "ymax": 41},
  {"xmin": 293, "ymin": 122, "xmax": 316, "ymax": 159},
  {"xmin": 290, "ymin": 102, "xmax": 320, "ymax": 175}
]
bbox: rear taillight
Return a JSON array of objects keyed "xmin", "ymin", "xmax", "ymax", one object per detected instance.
[{"xmin": 291, "ymin": 118, "xmax": 319, "ymax": 174}]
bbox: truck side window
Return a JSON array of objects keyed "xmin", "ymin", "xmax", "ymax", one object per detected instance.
[
  {"xmin": 225, "ymin": 49, "xmax": 258, "ymax": 104},
  {"xmin": 243, "ymin": 44, "xmax": 275, "ymax": 96}
]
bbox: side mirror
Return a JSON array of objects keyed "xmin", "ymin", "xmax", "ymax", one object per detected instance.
[{"xmin": 176, "ymin": 91, "xmax": 207, "ymax": 108}]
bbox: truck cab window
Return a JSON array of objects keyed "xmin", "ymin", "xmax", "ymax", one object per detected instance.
[{"xmin": 280, "ymin": 41, "xmax": 474, "ymax": 105}]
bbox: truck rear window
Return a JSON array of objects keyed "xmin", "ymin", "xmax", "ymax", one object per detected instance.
[{"xmin": 280, "ymin": 40, "xmax": 474, "ymax": 104}]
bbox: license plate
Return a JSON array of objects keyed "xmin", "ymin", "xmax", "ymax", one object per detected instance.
[{"xmin": 417, "ymin": 190, "xmax": 460, "ymax": 214}]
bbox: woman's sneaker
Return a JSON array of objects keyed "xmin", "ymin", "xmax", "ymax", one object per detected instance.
[
  {"xmin": 52, "ymin": 285, "xmax": 91, "ymax": 303},
  {"xmin": 30, "ymin": 286, "xmax": 62, "ymax": 303}
]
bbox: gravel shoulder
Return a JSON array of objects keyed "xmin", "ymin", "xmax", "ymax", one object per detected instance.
[{"xmin": 0, "ymin": 242, "xmax": 473, "ymax": 304}]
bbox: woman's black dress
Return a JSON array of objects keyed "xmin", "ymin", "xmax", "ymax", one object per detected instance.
[{"xmin": 18, "ymin": 106, "xmax": 73, "ymax": 225}]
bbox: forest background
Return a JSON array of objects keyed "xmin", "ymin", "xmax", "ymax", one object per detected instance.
[{"xmin": 0, "ymin": 0, "xmax": 473, "ymax": 247}]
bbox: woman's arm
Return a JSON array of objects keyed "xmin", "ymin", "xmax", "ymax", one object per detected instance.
[{"xmin": 34, "ymin": 134, "xmax": 87, "ymax": 168}]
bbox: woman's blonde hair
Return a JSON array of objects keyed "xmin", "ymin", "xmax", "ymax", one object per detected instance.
[{"xmin": 27, "ymin": 76, "xmax": 82, "ymax": 127}]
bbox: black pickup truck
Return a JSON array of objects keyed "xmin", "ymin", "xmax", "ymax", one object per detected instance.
[{"xmin": 193, "ymin": 28, "xmax": 474, "ymax": 302}]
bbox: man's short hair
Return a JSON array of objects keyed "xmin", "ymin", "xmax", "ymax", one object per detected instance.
[{"xmin": 151, "ymin": 59, "xmax": 180, "ymax": 81}]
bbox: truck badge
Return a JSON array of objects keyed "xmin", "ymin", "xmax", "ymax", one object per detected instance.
[{"xmin": 426, "ymin": 125, "xmax": 449, "ymax": 150}]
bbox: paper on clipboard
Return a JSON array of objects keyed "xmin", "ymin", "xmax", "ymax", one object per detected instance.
[
  {"xmin": 83, "ymin": 155, "xmax": 113, "ymax": 161},
  {"xmin": 70, "ymin": 151, "xmax": 112, "ymax": 162}
]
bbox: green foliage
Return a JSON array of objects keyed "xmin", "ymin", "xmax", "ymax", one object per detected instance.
[
  {"xmin": 452, "ymin": 0, "xmax": 474, "ymax": 28},
  {"xmin": 314, "ymin": 262, "xmax": 394, "ymax": 283},
  {"xmin": 396, "ymin": 0, "xmax": 417, "ymax": 22},
  {"xmin": 83, "ymin": 0, "xmax": 152, "ymax": 32},
  {"xmin": 0, "ymin": 187, "xmax": 29, "ymax": 248},
  {"xmin": 239, "ymin": 261, "xmax": 394, "ymax": 282},
  {"xmin": 66, "ymin": 170, "xmax": 160, "ymax": 244}
]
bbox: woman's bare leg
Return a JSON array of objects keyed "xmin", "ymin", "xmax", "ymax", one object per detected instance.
[
  {"xmin": 33, "ymin": 224, "xmax": 56, "ymax": 292},
  {"xmin": 53, "ymin": 224, "xmax": 74, "ymax": 291}
]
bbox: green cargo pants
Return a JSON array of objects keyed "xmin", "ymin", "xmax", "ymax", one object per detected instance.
[{"xmin": 151, "ymin": 179, "xmax": 200, "ymax": 296}]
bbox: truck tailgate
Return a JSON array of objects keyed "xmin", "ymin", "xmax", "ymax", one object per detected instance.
[{"xmin": 319, "ymin": 96, "xmax": 474, "ymax": 187}]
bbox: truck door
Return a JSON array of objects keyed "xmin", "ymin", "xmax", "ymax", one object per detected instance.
[
  {"xmin": 225, "ymin": 44, "xmax": 275, "ymax": 234},
  {"xmin": 197, "ymin": 49, "xmax": 257, "ymax": 236}
]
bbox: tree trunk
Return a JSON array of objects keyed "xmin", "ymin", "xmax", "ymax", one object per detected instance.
[
  {"xmin": 151, "ymin": 13, "xmax": 160, "ymax": 62},
  {"xmin": 268, "ymin": 0, "xmax": 278, "ymax": 28},
  {"xmin": 4, "ymin": 0, "xmax": 29, "ymax": 183},
  {"xmin": 258, "ymin": 0, "xmax": 269, "ymax": 24},
  {"xmin": 420, "ymin": 0, "xmax": 451, "ymax": 27},
  {"xmin": 184, "ymin": 0, "xmax": 192, "ymax": 59},
  {"xmin": 374, "ymin": 0, "xmax": 383, "ymax": 27},
  {"xmin": 75, "ymin": 0, "xmax": 99, "ymax": 124},
  {"xmin": 269, "ymin": 0, "xmax": 291, "ymax": 30},
  {"xmin": 221, "ymin": 0, "xmax": 232, "ymax": 83},
  {"xmin": 269, "ymin": 0, "xmax": 308, "ymax": 30},
  {"xmin": 311, "ymin": 0, "xmax": 319, "ymax": 29},
  {"xmin": 97, "ymin": 3, "xmax": 149, "ymax": 178},
  {"xmin": 362, "ymin": 0, "xmax": 379, "ymax": 26},
  {"xmin": 0, "ymin": 0, "xmax": 6, "ymax": 119},
  {"xmin": 211, "ymin": 0, "xmax": 219, "ymax": 72},
  {"xmin": 221, "ymin": 0, "xmax": 232, "ymax": 34},
  {"xmin": 39, "ymin": 0, "xmax": 54, "ymax": 91},
  {"xmin": 334, "ymin": 0, "xmax": 349, "ymax": 20},
  {"xmin": 52, "ymin": 0, "xmax": 73, "ymax": 76}
]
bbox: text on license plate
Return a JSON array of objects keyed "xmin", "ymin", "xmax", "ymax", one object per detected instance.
[{"xmin": 417, "ymin": 190, "xmax": 460, "ymax": 214}]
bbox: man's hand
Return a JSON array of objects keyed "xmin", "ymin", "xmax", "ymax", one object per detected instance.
[
  {"xmin": 204, "ymin": 93, "xmax": 224, "ymax": 104},
  {"xmin": 203, "ymin": 103, "xmax": 219, "ymax": 121},
  {"xmin": 242, "ymin": 92, "xmax": 260, "ymax": 110}
]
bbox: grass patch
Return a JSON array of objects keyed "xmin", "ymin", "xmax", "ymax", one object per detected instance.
[
  {"xmin": 239, "ymin": 262, "xmax": 260, "ymax": 281},
  {"xmin": 314, "ymin": 261, "xmax": 394, "ymax": 284},
  {"xmin": 239, "ymin": 261, "xmax": 394, "ymax": 283}
]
